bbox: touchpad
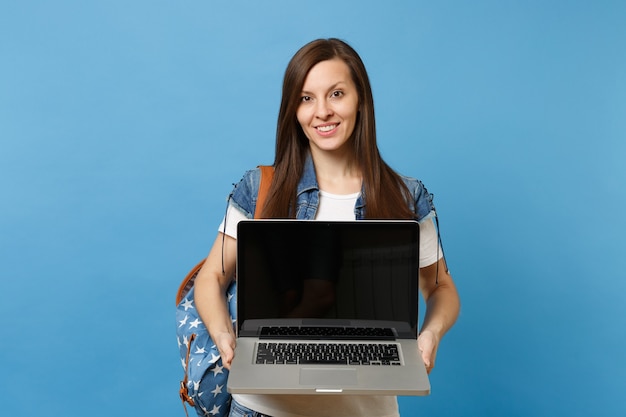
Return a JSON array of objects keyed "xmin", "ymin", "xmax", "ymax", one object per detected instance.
[{"xmin": 300, "ymin": 368, "xmax": 358, "ymax": 386}]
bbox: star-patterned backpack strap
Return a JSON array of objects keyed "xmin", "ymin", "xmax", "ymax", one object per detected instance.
[{"xmin": 176, "ymin": 166, "xmax": 274, "ymax": 417}]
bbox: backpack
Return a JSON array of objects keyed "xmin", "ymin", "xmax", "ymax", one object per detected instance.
[{"xmin": 176, "ymin": 166, "xmax": 274, "ymax": 417}]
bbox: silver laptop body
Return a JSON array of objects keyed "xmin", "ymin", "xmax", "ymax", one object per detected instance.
[{"xmin": 227, "ymin": 220, "xmax": 430, "ymax": 396}]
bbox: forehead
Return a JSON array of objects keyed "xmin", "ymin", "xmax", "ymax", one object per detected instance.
[{"xmin": 302, "ymin": 58, "xmax": 354, "ymax": 90}]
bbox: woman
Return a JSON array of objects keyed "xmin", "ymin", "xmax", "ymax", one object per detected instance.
[{"xmin": 194, "ymin": 38, "xmax": 460, "ymax": 417}]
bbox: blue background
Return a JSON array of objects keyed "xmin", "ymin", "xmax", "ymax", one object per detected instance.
[{"xmin": 1, "ymin": 1, "xmax": 625, "ymax": 416}]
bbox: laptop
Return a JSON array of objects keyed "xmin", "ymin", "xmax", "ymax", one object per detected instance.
[{"xmin": 227, "ymin": 220, "xmax": 430, "ymax": 396}]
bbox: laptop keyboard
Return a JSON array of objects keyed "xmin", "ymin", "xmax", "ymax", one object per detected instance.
[
  {"xmin": 255, "ymin": 342, "xmax": 401, "ymax": 366},
  {"xmin": 259, "ymin": 326, "xmax": 395, "ymax": 340}
]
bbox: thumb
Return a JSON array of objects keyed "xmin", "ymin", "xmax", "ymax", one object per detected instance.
[{"xmin": 418, "ymin": 330, "xmax": 436, "ymax": 373}]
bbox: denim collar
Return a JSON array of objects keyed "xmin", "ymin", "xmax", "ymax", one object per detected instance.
[{"xmin": 296, "ymin": 152, "xmax": 320, "ymax": 196}]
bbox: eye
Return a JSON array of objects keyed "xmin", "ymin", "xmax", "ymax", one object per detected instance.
[
  {"xmin": 300, "ymin": 95, "xmax": 312, "ymax": 102},
  {"xmin": 331, "ymin": 90, "xmax": 344, "ymax": 98}
]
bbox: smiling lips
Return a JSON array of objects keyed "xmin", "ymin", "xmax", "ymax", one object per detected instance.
[{"xmin": 316, "ymin": 123, "xmax": 339, "ymax": 134}]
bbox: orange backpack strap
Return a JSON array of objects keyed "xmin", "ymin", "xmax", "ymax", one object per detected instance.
[
  {"xmin": 175, "ymin": 165, "xmax": 275, "ymax": 305},
  {"xmin": 255, "ymin": 165, "xmax": 274, "ymax": 219},
  {"xmin": 178, "ymin": 333, "xmax": 197, "ymax": 414}
]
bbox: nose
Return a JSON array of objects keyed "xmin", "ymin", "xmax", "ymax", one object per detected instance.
[{"xmin": 315, "ymin": 99, "xmax": 333, "ymax": 119}]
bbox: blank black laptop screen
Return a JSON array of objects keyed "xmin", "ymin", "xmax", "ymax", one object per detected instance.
[{"xmin": 236, "ymin": 220, "xmax": 420, "ymax": 336}]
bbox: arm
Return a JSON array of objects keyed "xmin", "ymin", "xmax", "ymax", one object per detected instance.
[
  {"xmin": 194, "ymin": 232, "xmax": 238, "ymax": 369},
  {"xmin": 418, "ymin": 257, "xmax": 460, "ymax": 373}
]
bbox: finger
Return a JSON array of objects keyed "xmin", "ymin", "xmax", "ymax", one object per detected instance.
[
  {"xmin": 421, "ymin": 352, "xmax": 432, "ymax": 372},
  {"xmin": 220, "ymin": 348, "xmax": 234, "ymax": 369}
]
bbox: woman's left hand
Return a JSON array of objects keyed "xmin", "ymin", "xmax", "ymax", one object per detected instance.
[
  {"xmin": 417, "ymin": 257, "xmax": 460, "ymax": 375},
  {"xmin": 417, "ymin": 328, "xmax": 439, "ymax": 374}
]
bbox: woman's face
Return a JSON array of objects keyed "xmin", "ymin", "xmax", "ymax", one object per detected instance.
[{"xmin": 296, "ymin": 58, "xmax": 359, "ymax": 155}]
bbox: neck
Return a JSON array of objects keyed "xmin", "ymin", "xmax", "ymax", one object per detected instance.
[{"xmin": 309, "ymin": 147, "xmax": 362, "ymax": 194}]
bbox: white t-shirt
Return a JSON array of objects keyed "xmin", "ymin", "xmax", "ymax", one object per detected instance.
[
  {"xmin": 218, "ymin": 191, "xmax": 443, "ymax": 417},
  {"xmin": 219, "ymin": 191, "xmax": 442, "ymax": 269}
]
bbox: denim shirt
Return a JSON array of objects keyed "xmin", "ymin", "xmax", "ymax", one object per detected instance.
[{"xmin": 228, "ymin": 153, "xmax": 436, "ymax": 222}]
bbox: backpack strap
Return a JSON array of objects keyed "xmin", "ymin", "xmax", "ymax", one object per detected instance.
[
  {"xmin": 178, "ymin": 333, "xmax": 197, "ymax": 414},
  {"xmin": 255, "ymin": 165, "xmax": 274, "ymax": 219},
  {"xmin": 175, "ymin": 165, "xmax": 275, "ymax": 305}
]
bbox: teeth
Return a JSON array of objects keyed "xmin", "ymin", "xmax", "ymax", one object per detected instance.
[{"xmin": 317, "ymin": 124, "xmax": 337, "ymax": 132}]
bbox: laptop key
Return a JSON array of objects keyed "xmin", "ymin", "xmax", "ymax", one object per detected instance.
[{"xmin": 299, "ymin": 358, "xmax": 348, "ymax": 365}]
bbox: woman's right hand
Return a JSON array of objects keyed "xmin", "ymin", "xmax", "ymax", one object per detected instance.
[
  {"xmin": 194, "ymin": 232, "xmax": 240, "ymax": 370},
  {"xmin": 214, "ymin": 331, "xmax": 237, "ymax": 369}
]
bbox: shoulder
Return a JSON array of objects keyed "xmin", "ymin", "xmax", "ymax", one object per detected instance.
[
  {"xmin": 398, "ymin": 174, "xmax": 436, "ymax": 222},
  {"xmin": 228, "ymin": 167, "xmax": 263, "ymax": 218}
]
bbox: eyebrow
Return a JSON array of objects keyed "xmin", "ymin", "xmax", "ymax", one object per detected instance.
[{"xmin": 301, "ymin": 81, "xmax": 347, "ymax": 96}]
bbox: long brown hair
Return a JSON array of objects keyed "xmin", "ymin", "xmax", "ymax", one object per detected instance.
[{"xmin": 262, "ymin": 38, "xmax": 415, "ymax": 219}]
